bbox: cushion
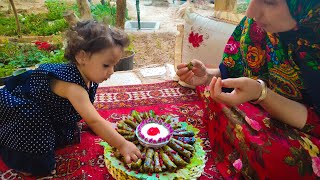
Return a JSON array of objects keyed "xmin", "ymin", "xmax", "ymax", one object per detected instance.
[{"xmin": 181, "ymin": 9, "xmax": 236, "ymax": 68}]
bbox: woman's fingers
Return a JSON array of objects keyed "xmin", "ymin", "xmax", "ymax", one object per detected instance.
[
  {"xmin": 213, "ymin": 77, "xmax": 223, "ymax": 97},
  {"xmin": 176, "ymin": 63, "xmax": 188, "ymax": 70},
  {"xmin": 179, "ymin": 70, "xmax": 193, "ymax": 82},
  {"xmin": 191, "ymin": 59, "xmax": 203, "ymax": 68},
  {"xmin": 221, "ymin": 78, "xmax": 242, "ymax": 89},
  {"xmin": 209, "ymin": 77, "xmax": 217, "ymax": 92},
  {"xmin": 209, "ymin": 77, "xmax": 239, "ymax": 106},
  {"xmin": 176, "ymin": 67, "xmax": 190, "ymax": 77}
]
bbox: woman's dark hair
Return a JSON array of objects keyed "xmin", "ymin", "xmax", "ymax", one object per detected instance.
[{"xmin": 64, "ymin": 20, "xmax": 130, "ymax": 63}]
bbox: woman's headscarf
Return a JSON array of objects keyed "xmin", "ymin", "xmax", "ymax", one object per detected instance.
[{"xmin": 220, "ymin": 0, "xmax": 320, "ymax": 115}]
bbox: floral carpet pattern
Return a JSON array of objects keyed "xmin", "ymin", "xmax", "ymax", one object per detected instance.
[{"xmin": 0, "ymin": 81, "xmax": 222, "ymax": 180}]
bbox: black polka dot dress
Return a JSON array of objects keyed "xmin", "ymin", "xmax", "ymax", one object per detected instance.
[{"xmin": 0, "ymin": 63, "xmax": 98, "ymax": 175}]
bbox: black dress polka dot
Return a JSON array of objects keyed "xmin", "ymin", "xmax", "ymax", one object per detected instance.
[{"xmin": 0, "ymin": 63, "xmax": 98, "ymax": 175}]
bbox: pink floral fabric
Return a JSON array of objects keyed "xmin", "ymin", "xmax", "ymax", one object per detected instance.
[{"xmin": 197, "ymin": 86, "xmax": 320, "ymax": 179}]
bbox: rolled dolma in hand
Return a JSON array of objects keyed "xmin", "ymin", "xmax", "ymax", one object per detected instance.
[{"xmin": 187, "ymin": 61, "xmax": 193, "ymax": 70}]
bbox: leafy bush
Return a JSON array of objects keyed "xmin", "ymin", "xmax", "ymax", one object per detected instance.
[
  {"xmin": 0, "ymin": 64, "xmax": 15, "ymax": 77},
  {"xmin": 91, "ymin": 3, "xmax": 117, "ymax": 24},
  {"xmin": 0, "ymin": 42, "xmax": 49, "ymax": 67},
  {"xmin": 40, "ymin": 49, "xmax": 68, "ymax": 64},
  {"xmin": 0, "ymin": 14, "xmax": 17, "ymax": 36},
  {"xmin": 0, "ymin": 0, "xmax": 69, "ymax": 36},
  {"xmin": 45, "ymin": 0, "xmax": 68, "ymax": 21},
  {"xmin": 0, "ymin": 41, "xmax": 67, "ymax": 77}
]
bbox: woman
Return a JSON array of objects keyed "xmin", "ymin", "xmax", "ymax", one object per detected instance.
[{"xmin": 177, "ymin": 0, "xmax": 320, "ymax": 179}]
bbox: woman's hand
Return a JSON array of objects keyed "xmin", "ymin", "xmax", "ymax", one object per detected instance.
[
  {"xmin": 209, "ymin": 77, "xmax": 262, "ymax": 106},
  {"xmin": 176, "ymin": 59, "xmax": 209, "ymax": 86},
  {"xmin": 118, "ymin": 140, "xmax": 142, "ymax": 164}
]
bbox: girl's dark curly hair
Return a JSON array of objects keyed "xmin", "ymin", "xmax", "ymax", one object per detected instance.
[{"xmin": 64, "ymin": 20, "xmax": 130, "ymax": 63}]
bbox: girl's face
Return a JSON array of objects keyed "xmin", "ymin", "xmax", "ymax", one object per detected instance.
[
  {"xmin": 76, "ymin": 47, "xmax": 122, "ymax": 84},
  {"xmin": 246, "ymin": 0, "xmax": 297, "ymax": 33}
]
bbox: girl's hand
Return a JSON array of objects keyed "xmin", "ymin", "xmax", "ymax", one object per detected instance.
[
  {"xmin": 209, "ymin": 77, "xmax": 262, "ymax": 106},
  {"xmin": 176, "ymin": 59, "xmax": 208, "ymax": 86},
  {"xmin": 118, "ymin": 140, "xmax": 141, "ymax": 164}
]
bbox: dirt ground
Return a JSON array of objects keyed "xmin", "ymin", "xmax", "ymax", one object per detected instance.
[{"xmin": 0, "ymin": 0, "xmax": 217, "ymax": 69}]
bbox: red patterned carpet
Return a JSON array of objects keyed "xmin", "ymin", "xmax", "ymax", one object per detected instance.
[{"xmin": 0, "ymin": 81, "xmax": 223, "ymax": 180}]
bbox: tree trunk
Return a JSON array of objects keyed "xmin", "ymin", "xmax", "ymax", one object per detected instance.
[
  {"xmin": 214, "ymin": 0, "xmax": 236, "ymax": 12},
  {"xmin": 8, "ymin": 0, "xmax": 21, "ymax": 37},
  {"xmin": 63, "ymin": 10, "xmax": 80, "ymax": 27},
  {"xmin": 116, "ymin": 0, "xmax": 126, "ymax": 29},
  {"xmin": 77, "ymin": 0, "xmax": 93, "ymax": 20}
]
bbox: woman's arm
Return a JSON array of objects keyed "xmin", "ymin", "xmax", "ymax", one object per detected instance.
[
  {"xmin": 209, "ymin": 77, "xmax": 308, "ymax": 129},
  {"xmin": 260, "ymin": 88, "xmax": 308, "ymax": 129},
  {"xmin": 205, "ymin": 68, "xmax": 221, "ymax": 85}
]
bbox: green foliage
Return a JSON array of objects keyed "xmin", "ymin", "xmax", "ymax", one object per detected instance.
[
  {"xmin": 0, "ymin": 42, "xmax": 67, "ymax": 77},
  {"xmin": 45, "ymin": 0, "xmax": 68, "ymax": 21},
  {"xmin": 0, "ymin": 14, "xmax": 17, "ymax": 36},
  {"xmin": 91, "ymin": 3, "xmax": 116, "ymax": 24},
  {"xmin": 0, "ymin": 64, "xmax": 15, "ymax": 77},
  {"xmin": 0, "ymin": 0, "xmax": 69, "ymax": 36},
  {"xmin": 0, "ymin": 0, "xmax": 131, "ymax": 36},
  {"xmin": 89, "ymin": 2, "xmax": 130, "ymax": 26},
  {"xmin": 6, "ymin": 45, "xmax": 50, "ymax": 68},
  {"xmin": 126, "ymin": 34, "xmax": 135, "ymax": 52},
  {"xmin": 236, "ymin": 3, "xmax": 249, "ymax": 14},
  {"xmin": 36, "ymin": 19, "xmax": 68, "ymax": 36},
  {"xmin": 40, "ymin": 49, "xmax": 68, "ymax": 64},
  {"xmin": 0, "ymin": 42, "xmax": 48, "ymax": 68}
]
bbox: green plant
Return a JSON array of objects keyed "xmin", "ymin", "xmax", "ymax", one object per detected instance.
[
  {"xmin": 126, "ymin": 34, "xmax": 136, "ymax": 52},
  {"xmin": 0, "ymin": 64, "xmax": 15, "ymax": 77},
  {"xmin": 0, "ymin": 13, "xmax": 17, "ymax": 36},
  {"xmin": 91, "ymin": 3, "xmax": 117, "ymax": 24},
  {"xmin": 73, "ymin": 2, "xmax": 131, "ymax": 26},
  {"xmin": 45, "ymin": 0, "xmax": 68, "ymax": 21},
  {"xmin": 0, "ymin": 42, "xmax": 51, "ymax": 68},
  {"xmin": 40, "ymin": 49, "xmax": 68, "ymax": 64},
  {"xmin": 0, "ymin": 0, "xmax": 69, "ymax": 36},
  {"xmin": 236, "ymin": 2, "xmax": 249, "ymax": 14}
]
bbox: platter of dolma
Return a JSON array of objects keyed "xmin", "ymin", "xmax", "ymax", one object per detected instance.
[{"xmin": 101, "ymin": 110, "xmax": 206, "ymax": 180}]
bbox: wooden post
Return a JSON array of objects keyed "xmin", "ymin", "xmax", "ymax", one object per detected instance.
[
  {"xmin": 8, "ymin": 0, "xmax": 21, "ymax": 37},
  {"xmin": 77, "ymin": 0, "xmax": 93, "ymax": 20},
  {"xmin": 214, "ymin": 0, "xmax": 236, "ymax": 12},
  {"xmin": 63, "ymin": 10, "xmax": 80, "ymax": 27},
  {"xmin": 174, "ymin": 24, "xmax": 184, "ymax": 71},
  {"xmin": 116, "ymin": 0, "xmax": 126, "ymax": 29},
  {"xmin": 213, "ymin": 0, "xmax": 242, "ymax": 24},
  {"xmin": 136, "ymin": 0, "xmax": 140, "ymax": 30}
]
